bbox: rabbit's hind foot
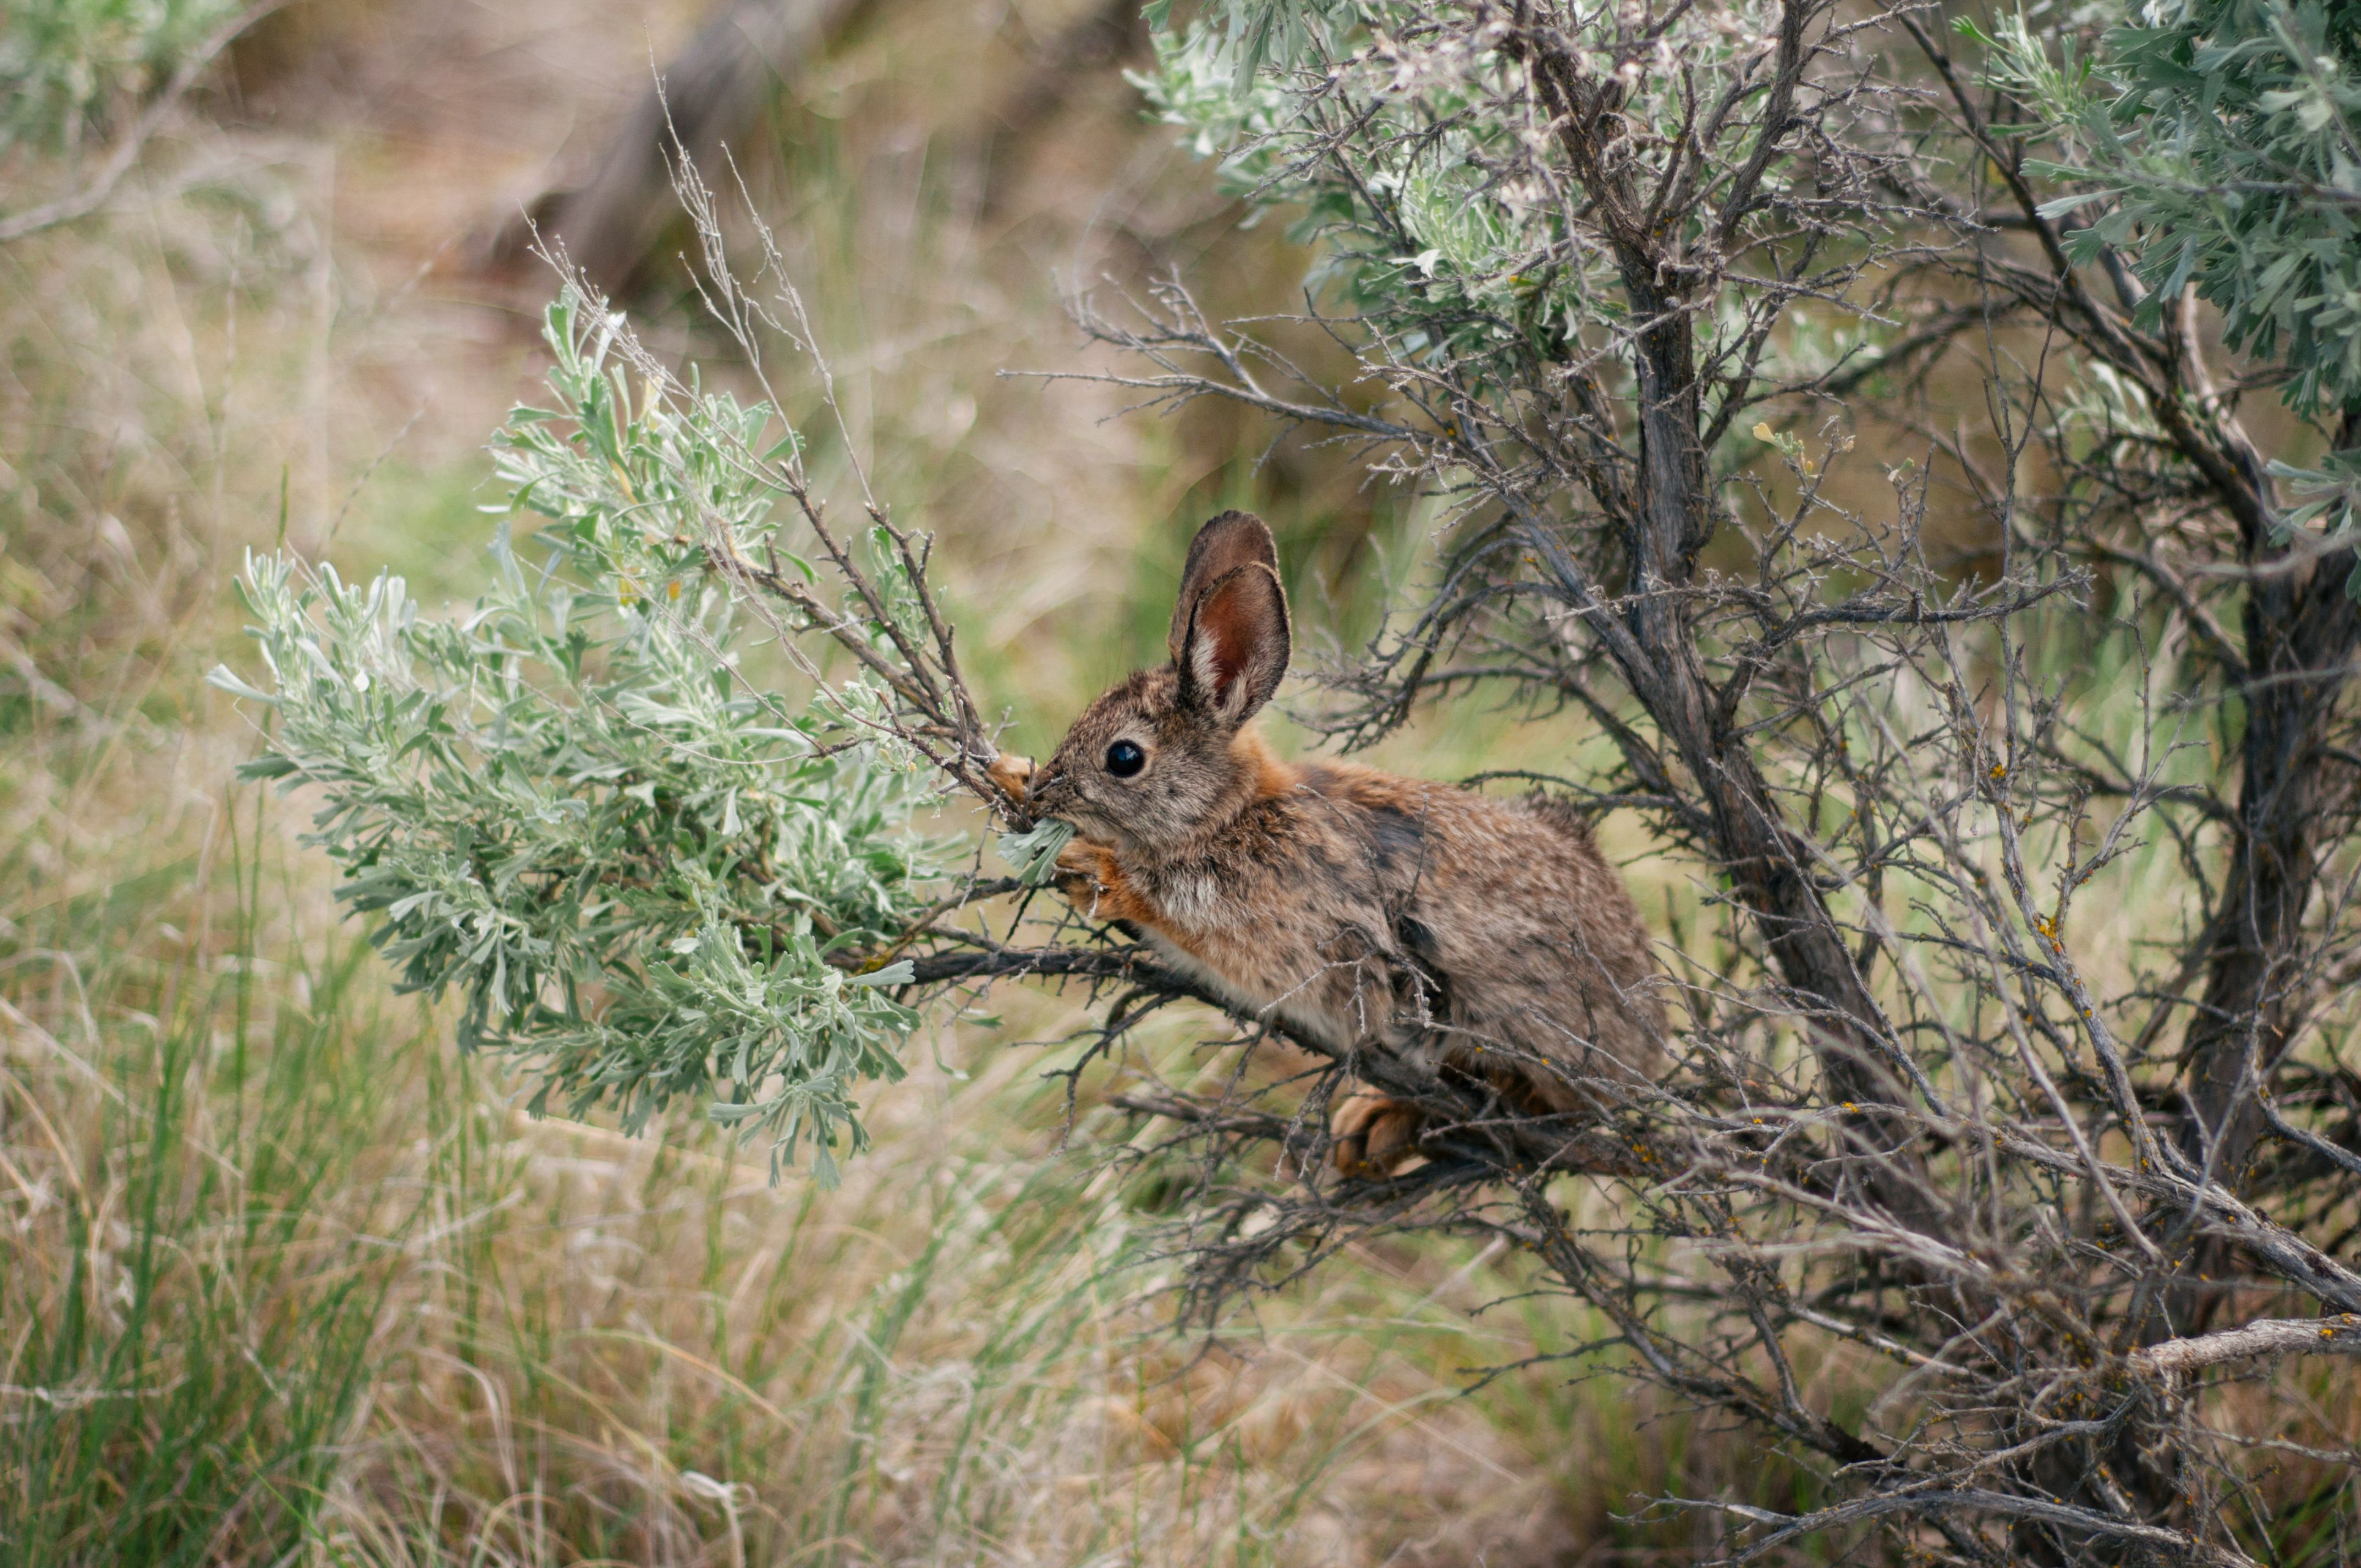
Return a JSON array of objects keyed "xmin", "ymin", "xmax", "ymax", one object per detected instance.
[{"xmin": 1331, "ymin": 1090, "xmax": 1425, "ymax": 1178}]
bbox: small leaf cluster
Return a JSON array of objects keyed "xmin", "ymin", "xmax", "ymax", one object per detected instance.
[
  {"xmin": 494, "ymin": 291, "xmax": 796, "ymax": 609},
  {"xmin": 1137, "ymin": 0, "xmax": 1832, "ymax": 417},
  {"xmin": 1138, "ymin": 4, "xmax": 1616, "ymax": 377},
  {"xmin": 1993, "ymin": 0, "xmax": 2361, "ymax": 417},
  {"xmin": 212, "ymin": 298, "xmax": 953, "ymax": 1184},
  {"xmin": 1, "ymin": 0, "xmax": 241, "ymax": 150}
]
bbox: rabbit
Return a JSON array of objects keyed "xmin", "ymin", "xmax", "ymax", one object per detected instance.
[{"xmin": 1000, "ymin": 511, "xmax": 1665, "ymax": 1175}]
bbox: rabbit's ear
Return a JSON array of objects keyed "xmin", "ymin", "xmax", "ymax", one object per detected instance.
[
  {"xmin": 1177, "ymin": 563, "xmax": 1290, "ymax": 727},
  {"xmin": 1169, "ymin": 511, "xmax": 1279, "ymax": 665}
]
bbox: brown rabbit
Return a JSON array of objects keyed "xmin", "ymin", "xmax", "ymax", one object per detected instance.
[{"xmin": 1008, "ymin": 511, "xmax": 1664, "ymax": 1175}]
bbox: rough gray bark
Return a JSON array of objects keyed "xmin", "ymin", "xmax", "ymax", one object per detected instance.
[
  {"xmin": 2178, "ymin": 414, "xmax": 2361, "ymax": 1211},
  {"xmin": 1903, "ymin": 21, "xmax": 2361, "ymax": 1249},
  {"xmin": 1520, "ymin": 17, "xmax": 1931, "ymax": 1192}
]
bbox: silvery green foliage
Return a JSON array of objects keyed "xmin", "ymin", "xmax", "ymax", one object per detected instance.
[
  {"xmin": 1987, "ymin": 0, "xmax": 2361, "ymax": 537},
  {"xmin": 1136, "ymin": 0, "xmax": 1868, "ymax": 411},
  {"xmin": 1988, "ymin": 0, "xmax": 2361, "ymax": 419},
  {"xmin": 1, "ymin": 0, "xmax": 242, "ymax": 150},
  {"xmin": 211, "ymin": 294, "xmax": 951, "ymax": 1186},
  {"xmin": 997, "ymin": 817, "xmax": 1076, "ymax": 886},
  {"xmin": 1143, "ymin": 7, "xmax": 1595, "ymax": 366}
]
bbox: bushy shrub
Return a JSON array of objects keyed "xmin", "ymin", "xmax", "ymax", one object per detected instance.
[{"xmin": 1, "ymin": 0, "xmax": 244, "ymax": 151}]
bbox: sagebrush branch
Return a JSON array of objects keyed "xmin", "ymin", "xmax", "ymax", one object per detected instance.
[{"xmin": 2130, "ymin": 1315, "xmax": 2361, "ymax": 1379}]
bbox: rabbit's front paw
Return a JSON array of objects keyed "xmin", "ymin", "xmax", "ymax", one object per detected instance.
[
  {"xmin": 1052, "ymin": 841, "xmax": 1152, "ymax": 924},
  {"xmin": 986, "ymin": 752, "xmax": 1035, "ymax": 803},
  {"xmin": 1331, "ymin": 1090, "xmax": 1425, "ymax": 1178}
]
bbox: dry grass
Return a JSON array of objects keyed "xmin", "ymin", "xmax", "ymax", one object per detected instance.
[{"xmin": 0, "ymin": 2, "xmax": 1746, "ymax": 1562}]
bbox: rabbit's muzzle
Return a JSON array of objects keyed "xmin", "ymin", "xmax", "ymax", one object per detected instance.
[
  {"xmin": 1022, "ymin": 762, "xmax": 1074, "ymax": 816},
  {"xmin": 986, "ymin": 751, "xmax": 1082, "ymax": 828}
]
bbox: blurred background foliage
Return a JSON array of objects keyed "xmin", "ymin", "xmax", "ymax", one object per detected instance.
[
  {"xmin": 0, "ymin": 0, "xmax": 1733, "ymax": 1562},
  {"xmin": 0, "ymin": 0, "xmax": 245, "ymax": 151}
]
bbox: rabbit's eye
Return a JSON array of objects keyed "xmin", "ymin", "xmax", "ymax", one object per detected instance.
[{"xmin": 1105, "ymin": 740, "xmax": 1146, "ymax": 778}]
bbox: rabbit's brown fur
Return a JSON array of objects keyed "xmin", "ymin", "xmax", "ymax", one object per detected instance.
[{"xmin": 1022, "ymin": 512, "xmax": 1663, "ymax": 1172}]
